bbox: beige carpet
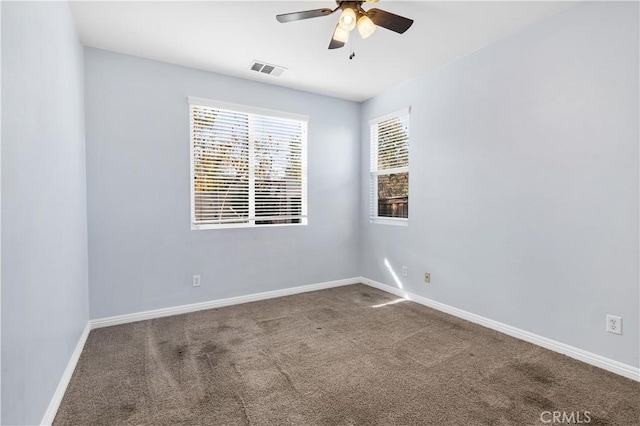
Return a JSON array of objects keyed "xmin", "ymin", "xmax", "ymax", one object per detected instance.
[{"xmin": 54, "ymin": 284, "xmax": 639, "ymax": 425}]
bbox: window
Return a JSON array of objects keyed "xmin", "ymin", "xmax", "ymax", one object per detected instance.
[
  {"xmin": 189, "ymin": 97, "xmax": 308, "ymax": 229},
  {"xmin": 370, "ymin": 107, "xmax": 410, "ymax": 225}
]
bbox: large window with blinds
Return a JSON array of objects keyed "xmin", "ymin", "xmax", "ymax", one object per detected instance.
[
  {"xmin": 189, "ymin": 97, "xmax": 308, "ymax": 229},
  {"xmin": 370, "ymin": 107, "xmax": 410, "ymax": 225}
]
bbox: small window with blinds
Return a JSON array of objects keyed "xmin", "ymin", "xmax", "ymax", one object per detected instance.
[
  {"xmin": 189, "ymin": 97, "xmax": 308, "ymax": 229},
  {"xmin": 370, "ymin": 107, "xmax": 410, "ymax": 225}
]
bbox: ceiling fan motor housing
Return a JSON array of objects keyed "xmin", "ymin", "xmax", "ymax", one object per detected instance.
[{"xmin": 336, "ymin": 1, "xmax": 365, "ymax": 12}]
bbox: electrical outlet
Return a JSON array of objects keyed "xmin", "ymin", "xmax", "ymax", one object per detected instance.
[
  {"xmin": 193, "ymin": 275, "xmax": 201, "ymax": 287},
  {"xmin": 401, "ymin": 266, "xmax": 408, "ymax": 277},
  {"xmin": 606, "ymin": 315, "xmax": 622, "ymax": 335},
  {"xmin": 424, "ymin": 272, "xmax": 430, "ymax": 283}
]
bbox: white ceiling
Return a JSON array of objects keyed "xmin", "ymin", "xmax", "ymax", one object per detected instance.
[{"xmin": 69, "ymin": 1, "xmax": 577, "ymax": 102}]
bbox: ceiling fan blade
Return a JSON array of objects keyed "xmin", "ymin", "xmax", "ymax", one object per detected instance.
[
  {"xmin": 276, "ymin": 8, "xmax": 335, "ymax": 23},
  {"xmin": 328, "ymin": 39, "xmax": 344, "ymax": 49},
  {"xmin": 328, "ymin": 37, "xmax": 345, "ymax": 49},
  {"xmin": 366, "ymin": 8, "xmax": 414, "ymax": 34},
  {"xmin": 328, "ymin": 24, "xmax": 347, "ymax": 49}
]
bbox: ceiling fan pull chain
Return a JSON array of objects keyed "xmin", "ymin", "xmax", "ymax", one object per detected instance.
[{"xmin": 349, "ymin": 38, "xmax": 356, "ymax": 60}]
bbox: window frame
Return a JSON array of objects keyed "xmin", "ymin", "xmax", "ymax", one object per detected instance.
[
  {"xmin": 369, "ymin": 107, "xmax": 410, "ymax": 226},
  {"xmin": 189, "ymin": 96, "xmax": 308, "ymax": 230}
]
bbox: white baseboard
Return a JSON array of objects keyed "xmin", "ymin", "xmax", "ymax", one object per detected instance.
[
  {"xmin": 90, "ymin": 277, "xmax": 360, "ymax": 329},
  {"xmin": 42, "ymin": 276, "xmax": 638, "ymax": 425},
  {"xmin": 360, "ymin": 277, "xmax": 640, "ymax": 382},
  {"xmin": 40, "ymin": 322, "xmax": 91, "ymax": 426}
]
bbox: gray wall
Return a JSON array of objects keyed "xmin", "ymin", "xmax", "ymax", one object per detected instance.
[
  {"xmin": 360, "ymin": 1, "xmax": 639, "ymax": 367},
  {"xmin": 1, "ymin": 2, "xmax": 89, "ymax": 424},
  {"xmin": 0, "ymin": 2, "xmax": 3, "ymax": 420},
  {"xmin": 84, "ymin": 48, "xmax": 361, "ymax": 319}
]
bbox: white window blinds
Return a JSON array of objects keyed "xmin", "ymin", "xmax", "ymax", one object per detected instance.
[
  {"xmin": 370, "ymin": 107, "xmax": 410, "ymax": 223},
  {"xmin": 190, "ymin": 97, "xmax": 308, "ymax": 229},
  {"xmin": 375, "ymin": 113, "xmax": 410, "ymax": 170}
]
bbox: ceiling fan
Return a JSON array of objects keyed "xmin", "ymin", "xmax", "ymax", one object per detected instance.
[{"xmin": 276, "ymin": 1, "xmax": 414, "ymax": 50}]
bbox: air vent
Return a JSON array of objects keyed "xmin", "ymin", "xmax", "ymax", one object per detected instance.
[{"xmin": 249, "ymin": 60, "xmax": 286, "ymax": 77}]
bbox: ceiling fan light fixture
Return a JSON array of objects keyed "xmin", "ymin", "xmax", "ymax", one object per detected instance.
[
  {"xmin": 338, "ymin": 7, "xmax": 357, "ymax": 32},
  {"xmin": 332, "ymin": 24, "xmax": 350, "ymax": 43},
  {"xmin": 357, "ymin": 14, "xmax": 376, "ymax": 39}
]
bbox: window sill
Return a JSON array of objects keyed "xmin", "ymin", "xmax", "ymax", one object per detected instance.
[
  {"xmin": 192, "ymin": 220, "xmax": 308, "ymax": 231},
  {"xmin": 370, "ymin": 217, "xmax": 408, "ymax": 227}
]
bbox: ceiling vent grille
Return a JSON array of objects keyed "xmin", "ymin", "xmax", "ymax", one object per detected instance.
[{"xmin": 249, "ymin": 60, "xmax": 286, "ymax": 77}]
